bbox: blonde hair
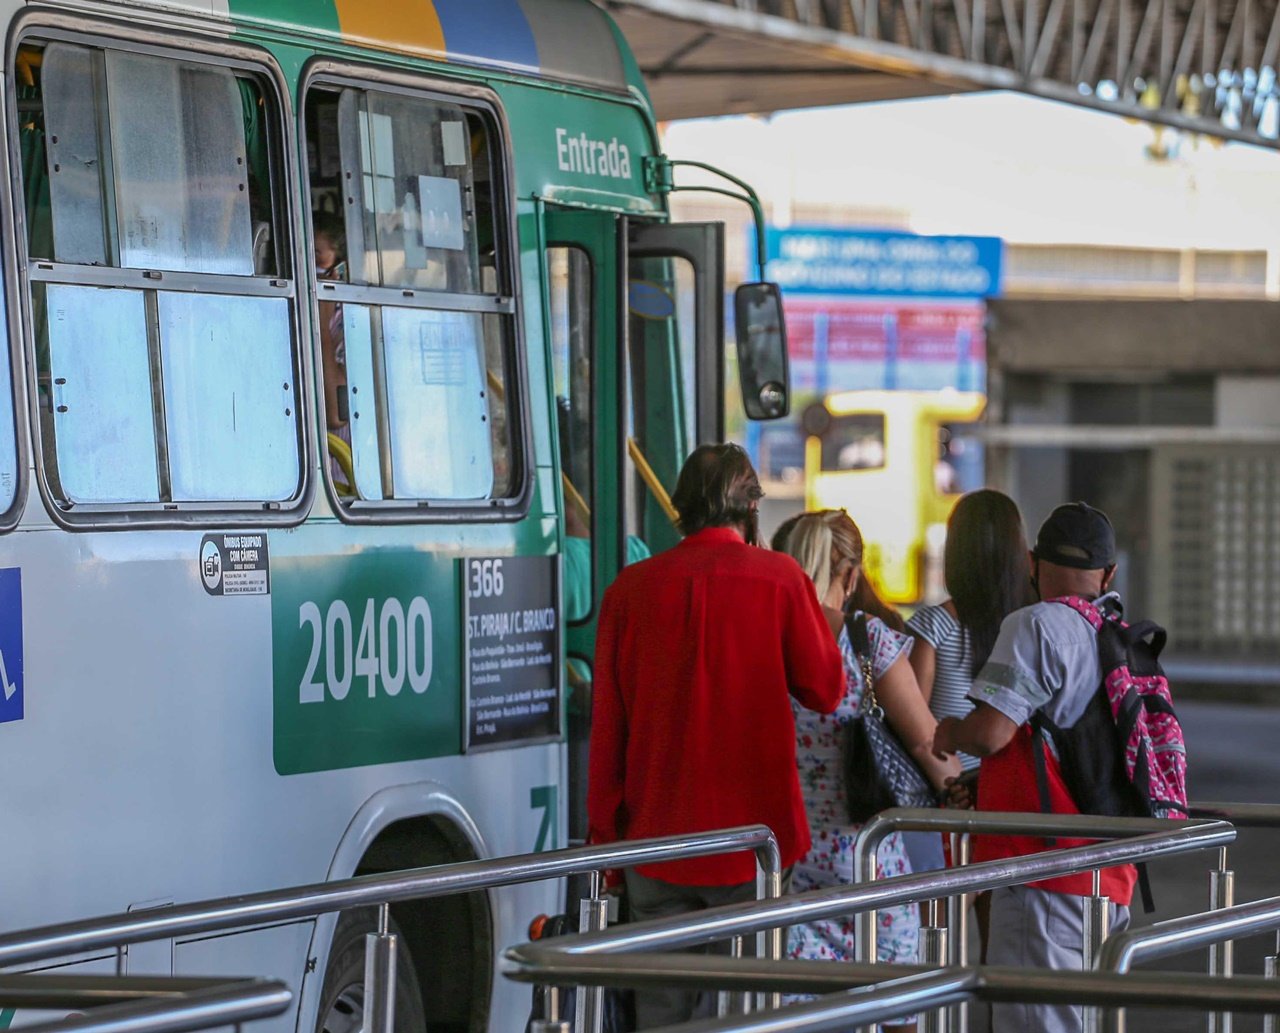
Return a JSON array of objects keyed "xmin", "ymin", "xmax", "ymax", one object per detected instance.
[
  {"xmin": 779, "ymin": 510, "xmax": 863, "ymax": 603},
  {"xmin": 775, "ymin": 509, "xmax": 905, "ymax": 631}
]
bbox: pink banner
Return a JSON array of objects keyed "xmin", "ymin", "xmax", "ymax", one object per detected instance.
[{"xmin": 785, "ymin": 298, "xmax": 986, "ymax": 364}]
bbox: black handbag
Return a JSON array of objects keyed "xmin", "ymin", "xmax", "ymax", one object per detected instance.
[{"xmin": 840, "ymin": 611, "xmax": 938, "ymax": 824}]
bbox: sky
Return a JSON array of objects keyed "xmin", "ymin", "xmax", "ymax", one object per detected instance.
[{"xmin": 661, "ymin": 91, "xmax": 1280, "ymax": 252}]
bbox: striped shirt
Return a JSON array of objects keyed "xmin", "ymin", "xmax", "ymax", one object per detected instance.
[{"xmin": 907, "ymin": 603, "xmax": 980, "ymax": 771}]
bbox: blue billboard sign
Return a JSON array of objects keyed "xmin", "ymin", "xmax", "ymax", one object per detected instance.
[{"xmin": 761, "ymin": 226, "xmax": 1004, "ymax": 299}]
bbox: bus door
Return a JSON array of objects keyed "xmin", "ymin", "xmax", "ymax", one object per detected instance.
[{"xmin": 542, "ymin": 207, "xmax": 723, "ymax": 843}]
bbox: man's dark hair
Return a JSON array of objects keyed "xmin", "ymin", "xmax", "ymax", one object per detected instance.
[{"xmin": 671, "ymin": 443, "xmax": 764, "ymax": 541}]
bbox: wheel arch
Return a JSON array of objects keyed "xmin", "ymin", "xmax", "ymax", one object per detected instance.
[{"xmin": 298, "ymin": 782, "xmax": 495, "ymax": 1033}]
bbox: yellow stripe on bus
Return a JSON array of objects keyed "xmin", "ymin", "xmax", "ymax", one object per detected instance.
[{"xmin": 334, "ymin": 0, "xmax": 445, "ymax": 56}]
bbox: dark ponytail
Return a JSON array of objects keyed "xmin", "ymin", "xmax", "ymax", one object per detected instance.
[{"xmin": 945, "ymin": 489, "xmax": 1035, "ymax": 675}]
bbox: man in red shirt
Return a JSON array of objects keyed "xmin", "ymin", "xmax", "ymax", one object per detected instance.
[
  {"xmin": 933, "ymin": 502, "xmax": 1130, "ymax": 1033},
  {"xmin": 588, "ymin": 443, "xmax": 845, "ymax": 1028}
]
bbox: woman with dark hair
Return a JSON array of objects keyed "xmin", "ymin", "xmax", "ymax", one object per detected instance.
[
  {"xmin": 776, "ymin": 510, "xmax": 958, "ymax": 1009},
  {"xmin": 905, "ymin": 489, "xmax": 1034, "ymax": 882},
  {"xmin": 908, "ymin": 489, "xmax": 1035, "ymax": 765}
]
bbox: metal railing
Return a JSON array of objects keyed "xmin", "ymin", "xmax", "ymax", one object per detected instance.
[
  {"xmin": 503, "ymin": 820, "xmax": 1235, "ymax": 1030},
  {"xmin": 0, "ymin": 980, "xmax": 292, "ymax": 1033},
  {"xmin": 0, "ymin": 827, "xmax": 781, "ymax": 1033},
  {"xmin": 1099, "ymin": 894, "xmax": 1280, "ymax": 1033},
  {"xmin": 1191, "ymin": 802, "xmax": 1280, "ymax": 829},
  {"xmin": 850, "ymin": 808, "xmax": 1208, "ymax": 969},
  {"xmin": 503, "ymin": 959, "xmax": 1280, "ymax": 1033}
]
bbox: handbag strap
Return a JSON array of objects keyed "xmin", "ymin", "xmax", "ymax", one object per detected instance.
[{"xmin": 842, "ymin": 611, "xmax": 879, "ymax": 714}]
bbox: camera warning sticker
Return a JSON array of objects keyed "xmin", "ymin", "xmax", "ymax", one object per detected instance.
[{"xmin": 199, "ymin": 534, "xmax": 271, "ymax": 597}]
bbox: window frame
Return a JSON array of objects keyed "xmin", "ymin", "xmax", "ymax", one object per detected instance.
[
  {"xmin": 0, "ymin": 23, "xmax": 29, "ymax": 537},
  {"xmin": 0, "ymin": 153, "xmax": 26, "ymax": 535},
  {"xmin": 545, "ymin": 241, "xmax": 596, "ymax": 628},
  {"xmin": 300, "ymin": 60, "xmax": 532, "ymax": 524},
  {"xmin": 6, "ymin": 13, "xmax": 314, "ymax": 530}
]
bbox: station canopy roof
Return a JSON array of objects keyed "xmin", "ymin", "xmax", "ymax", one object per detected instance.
[{"xmin": 601, "ymin": 0, "xmax": 1280, "ymax": 149}]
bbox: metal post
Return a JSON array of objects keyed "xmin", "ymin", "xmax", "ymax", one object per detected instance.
[
  {"xmin": 1083, "ymin": 870, "xmax": 1112, "ymax": 969},
  {"xmin": 1208, "ymin": 858, "xmax": 1236, "ymax": 1033},
  {"xmin": 1082, "ymin": 871, "xmax": 1111, "ymax": 1033},
  {"xmin": 717, "ymin": 936, "xmax": 751, "ymax": 1018},
  {"xmin": 575, "ymin": 873, "xmax": 610, "ymax": 1033},
  {"xmin": 531, "ymin": 986, "xmax": 571, "ymax": 1033},
  {"xmin": 858, "ymin": 846, "xmax": 879, "ymax": 965},
  {"xmin": 758, "ymin": 859, "xmax": 783, "ymax": 1015},
  {"xmin": 920, "ymin": 900, "xmax": 949, "ymax": 1033},
  {"xmin": 1263, "ymin": 949, "xmax": 1278, "ymax": 1033},
  {"xmin": 947, "ymin": 833, "xmax": 971, "ymax": 1033},
  {"xmin": 532, "ymin": 981, "xmax": 571, "ymax": 1033},
  {"xmin": 363, "ymin": 905, "xmax": 397, "ymax": 1033}
]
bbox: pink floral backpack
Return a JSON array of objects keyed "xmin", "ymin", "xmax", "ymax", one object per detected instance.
[
  {"xmin": 1031, "ymin": 596, "xmax": 1189, "ymax": 908},
  {"xmin": 1034, "ymin": 595, "xmax": 1189, "ymax": 820}
]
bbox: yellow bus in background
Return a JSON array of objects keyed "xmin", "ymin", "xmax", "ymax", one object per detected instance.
[{"xmin": 805, "ymin": 389, "xmax": 986, "ymax": 605}]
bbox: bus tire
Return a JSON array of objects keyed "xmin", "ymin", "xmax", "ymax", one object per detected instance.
[{"xmin": 317, "ymin": 909, "xmax": 428, "ymax": 1033}]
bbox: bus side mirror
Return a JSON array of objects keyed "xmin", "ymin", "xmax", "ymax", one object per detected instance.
[{"xmin": 734, "ymin": 282, "xmax": 789, "ymax": 420}]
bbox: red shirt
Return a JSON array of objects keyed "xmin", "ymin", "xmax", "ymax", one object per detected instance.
[
  {"xmin": 587, "ymin": 527, "xmax": 845, "ymax": 885},
  {"xmin": 976, "ymin": 725, "xmax": 1136, "ymax": 905}
]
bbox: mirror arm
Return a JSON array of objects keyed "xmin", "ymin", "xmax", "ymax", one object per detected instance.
[{"xmin": 645, "ymin": 156, "xmax": 768, "ymax": 280}]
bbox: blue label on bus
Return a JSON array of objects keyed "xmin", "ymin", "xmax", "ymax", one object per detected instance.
[{"xmin": 0, "ymin": 568, "xmax": 21, "ymax": 723}]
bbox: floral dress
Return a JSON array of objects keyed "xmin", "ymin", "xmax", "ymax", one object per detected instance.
[{"xmin": 787, "ymin": 613, "xmax": 919, "ymax": 965}]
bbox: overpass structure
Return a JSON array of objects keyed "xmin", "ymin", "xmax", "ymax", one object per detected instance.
[{"xmin": 603, "ymin": 0, "xmax": 1280, "ymax": 147}]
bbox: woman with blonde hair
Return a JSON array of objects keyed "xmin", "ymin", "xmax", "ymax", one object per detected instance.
[{"xmin": 773, "ymin": 510, "xmax": 959, "ymax": 997}]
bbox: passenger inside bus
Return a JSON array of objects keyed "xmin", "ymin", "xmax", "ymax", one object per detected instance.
[
  {"xmin": 304, "ymin": 90, "xmax": 516, "ymax": 503},
  {"xmin": 314, "ymin": 214, "xmax": 354, "ymax": 496}
]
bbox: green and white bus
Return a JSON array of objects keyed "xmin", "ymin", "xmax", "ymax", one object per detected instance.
[{"xmin": 0, "ymin": 2, "xmax": 788, "ymax": 1033}]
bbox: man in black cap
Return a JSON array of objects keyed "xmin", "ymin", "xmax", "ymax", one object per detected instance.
[{"xmin": 933, "ymin": 502, "xmax": 1130, "ymax": 1033}]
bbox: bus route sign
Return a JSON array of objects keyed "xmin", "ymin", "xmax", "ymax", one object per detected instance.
[{"xmin": 462, "ymin": 555, "xmax": 560, "ymax": 751}]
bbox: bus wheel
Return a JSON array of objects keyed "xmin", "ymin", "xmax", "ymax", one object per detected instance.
[{"xmin": 317, "ymin": 909, "xmax": 428, "ymax": 1033}]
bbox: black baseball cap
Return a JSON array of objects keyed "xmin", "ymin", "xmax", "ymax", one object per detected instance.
[{"xmin": 1033, "ymin": 502, "xmax": 1117, "ymax": 570}]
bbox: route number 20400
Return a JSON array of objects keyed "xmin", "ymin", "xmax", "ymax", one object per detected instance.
[{"xmin": 298, "ymin": 597, "xmax": 433, "ymax": 703}]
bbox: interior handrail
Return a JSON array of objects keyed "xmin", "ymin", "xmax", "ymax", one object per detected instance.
[{"xmin": 0, "ymin": 826, "xmax": 780, "ymax": 970}]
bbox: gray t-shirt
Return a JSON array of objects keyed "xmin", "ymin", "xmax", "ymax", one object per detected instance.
[{"xmin": 967, "ymin": 595, "xmax": 1116, "ymax": 727}]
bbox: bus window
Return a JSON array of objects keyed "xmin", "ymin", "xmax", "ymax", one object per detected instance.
[
  {"xmin": 306, "ymin": 84, "xmax": 518, "ymax": 507},
  {"xmin": 547, "ymin": 246, "xmax": 593, "ymax": 622},
  {"xmin": 17, "ymin": 39, "xmax": 299, "ymax": 512},
  {"xmin": 822, "ymin": 413, "xmax": 886, "ymax": 471},
  {"xmin": 936, "ymin": 421, "xmax": 983, "ymax": 496}
]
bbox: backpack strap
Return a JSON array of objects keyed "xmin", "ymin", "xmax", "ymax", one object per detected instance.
[
  {"xmin": 1135, "ymin": 864, "xmax": 1156, "ymax": 914},
  {"xmin": 1049, "ymin": 595, "xmax": 1105, "ymax": 630},
  {"xmin": 1029, "ymin": 714, "xmax": 1059, "ymax": 845},
  {"xmin": 1121, "ymin": 620, "xmax": 1168, "ymax": 661}
]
